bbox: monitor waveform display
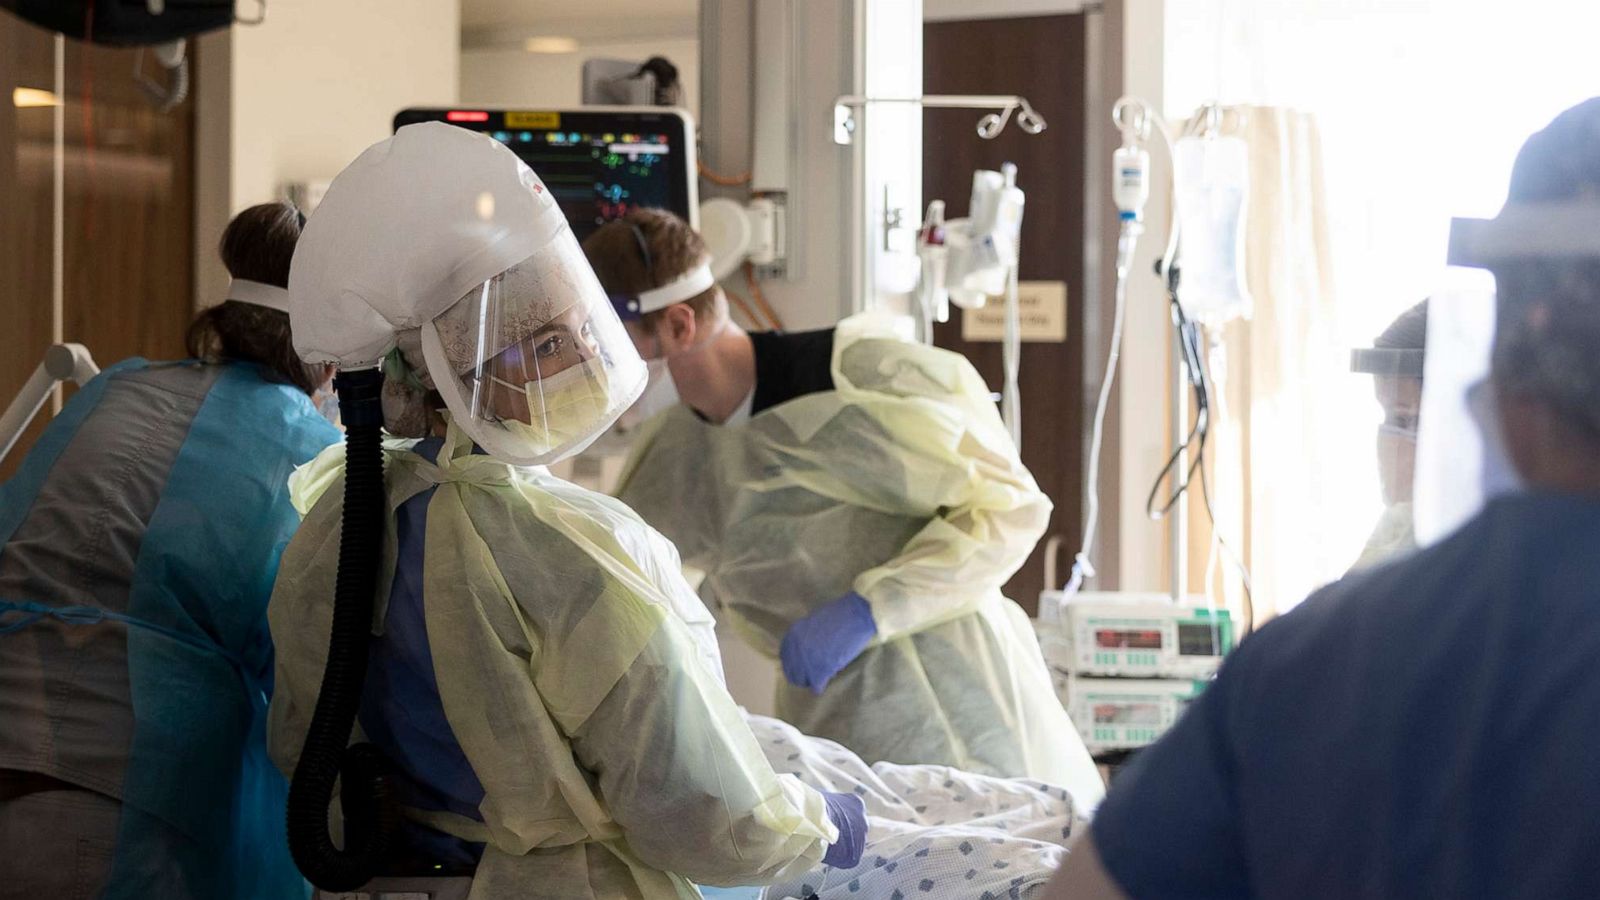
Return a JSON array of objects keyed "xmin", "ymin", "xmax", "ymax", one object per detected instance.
[{"xmin": 394, "ymin": 109, "xmax": 693, "ymax": 241}]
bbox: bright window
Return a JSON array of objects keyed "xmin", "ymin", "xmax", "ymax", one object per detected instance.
[{"xmin": 1163, "ymin": 0, "xmax": 1600, "ymax": 605}]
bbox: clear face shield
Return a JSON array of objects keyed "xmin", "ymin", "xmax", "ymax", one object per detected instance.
[
  {"xmin": 1414, "ymin": 202, "xmax": 1600, "ymax": 544},
  {"xmin": 1412, "ymin": 286, "xmax": 1501, "ymax": 545},
  {"xmin": 1375, "ymin": 380, "xmax": 1422, "ymax": 505},
  {"xmin": 1349, "ymin": 343, "xmax": 1425, "ymax": 569},
  {"xmin": 421, "ymin": 229, "xmax": 648, "ymax": 466},
  {"xmin": 1351, "ymin": 346, "xmax": 1425, "ymax": 505}
]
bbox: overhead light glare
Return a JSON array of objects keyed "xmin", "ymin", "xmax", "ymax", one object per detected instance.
[
  {"xmin": 525, "ymin": 36, "xmax": 579, "ymax": 54},
  {"xmin": 13, "ymin": 87, "xmax": 61, "ymax": 108}
]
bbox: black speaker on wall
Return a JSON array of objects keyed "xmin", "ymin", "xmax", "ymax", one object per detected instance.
[{"xmin": 0, "ymin": 0, "xmax": 236, "ymax": 46}]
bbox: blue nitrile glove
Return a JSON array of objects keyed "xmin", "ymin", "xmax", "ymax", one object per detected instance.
[
  {"xmin": 779, "ymin": 591, "xmax": 877, "ymax": 695},
  {"xmin": 820, "ymin": 791, "xmax": 867, "ymax": 869}
]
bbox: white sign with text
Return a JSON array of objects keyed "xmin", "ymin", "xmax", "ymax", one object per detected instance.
[{"xmin": 959, "ymin": 281, "xmax": 1068, "ymax": 343}]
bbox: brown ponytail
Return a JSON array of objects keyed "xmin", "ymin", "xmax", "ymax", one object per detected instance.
[{"xmin": 185, "ymin": 202, "xmax": 325, "ymax": 394}]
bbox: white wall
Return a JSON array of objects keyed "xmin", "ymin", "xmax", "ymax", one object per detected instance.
[
  {"xmin": 460, "ymin": 38, "xmax": 699, "ymax": 118},
  {"xmin": 1114, "ymin": 0, "xmax": 1178, "ymax": 593},
  {"xmin": 231, "ymin": 0, "xmax": 459, "ymax": 207},
  {"xmin": 193, "ymin": 0, "xmax": 459, "ymax": 307},
  {"xmin": 701, "ymin": 0, "xmax": 919, "ymax": 332}
]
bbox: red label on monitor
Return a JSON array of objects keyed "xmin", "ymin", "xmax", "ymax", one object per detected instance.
[
  {"xmin": 446, "ymin": 110, "xmax": 490, "ymax": 123},
  {"xmin": 1095, "ymin": 629, "xmax": 1164, "ymax": 649}
]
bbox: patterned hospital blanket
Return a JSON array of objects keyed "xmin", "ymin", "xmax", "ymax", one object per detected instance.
[{"xmin": 746, "ymin": 715, "xmax": 1087, "ymax": 900}]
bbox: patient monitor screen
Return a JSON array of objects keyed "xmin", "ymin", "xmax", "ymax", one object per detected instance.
[{"xmin": 393, "ymin": 107, "xmax": 696, "ymax": 242}]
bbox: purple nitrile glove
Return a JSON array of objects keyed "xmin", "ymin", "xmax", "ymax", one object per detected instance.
[
  {"xmin": 779, "ymin": 591, "xmax": 877, "ymax": 695},
  {"xmin": 820, "ymin": 791, "xmax": 867, "ymax": 869}
]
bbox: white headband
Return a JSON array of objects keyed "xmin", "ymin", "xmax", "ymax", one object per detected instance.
[
  {"xmin": 227, "ymin": 278, "xmax": 291, "ymax": 313},
  {"xmin": 636, "ymin": 262, "xmax": 716, "ymax": 314}
]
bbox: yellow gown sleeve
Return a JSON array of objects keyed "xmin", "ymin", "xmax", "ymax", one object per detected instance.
[
  {"xmin": 847, "ymin": 401, "xmax": 1052, "ymax": 640},
  {"xmin": 826, "ymin": 317, "xmax": 1053, "ymax": 640},
  {"xmin": 567, "ymin": 618, "xmax": 838, "ymax": 887}
]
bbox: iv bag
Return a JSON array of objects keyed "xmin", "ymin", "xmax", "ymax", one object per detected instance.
[
  {"xmin": 946, "ymin": 170, "xmax": 1025, "ymax": 310},
  {"xmin": 944, "ymin": 223, "xmax": 1000, "ymax": 309},
  {"xmin": 916, "ymin": 201, "xmax": 951, "ymax": 337},
  {"xmin": 1173, "ymin": 135, "xmax": 1251, "ymax": 324}
]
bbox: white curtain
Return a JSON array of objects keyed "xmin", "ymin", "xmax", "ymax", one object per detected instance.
[
  {"xmin": 1162, "ymin": 0, "xmax": 1600, "ymax": 622},
  {"xmin": 1189, "ymin": 107, "xmax": 1341, "ymax": 624}
]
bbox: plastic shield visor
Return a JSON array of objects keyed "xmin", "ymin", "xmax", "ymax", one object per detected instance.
[
  {"xmin": 421, "ymin": 229, "xmax": 647, "ymax": 466},
  {"xmin": 1416, "ymin": 202, "xmax": 1600, "ymax": 542},
  {"xmin": 1349, "ymin": 349, "xmax": 1424, "ymax": 569},
  {"xmin": 1414, "ymin": 286, "xmax": 1525, "ymax": 545}
]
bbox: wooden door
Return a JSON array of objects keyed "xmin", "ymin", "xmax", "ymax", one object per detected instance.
[
  {"xmin": 924, "ymin": 14, "xmax": 1089, "ymax": 612},
  {"xmin": 0, "ymin": 13, "xmax": 197, "ymax": 478}
]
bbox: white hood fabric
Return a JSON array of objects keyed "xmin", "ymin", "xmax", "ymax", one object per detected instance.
[{"xmin": 288, "ymin": 122, "xmax": 564, "ymax": 370}]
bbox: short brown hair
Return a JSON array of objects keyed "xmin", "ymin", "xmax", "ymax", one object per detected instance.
[
  {"xmin": 582, "ymin": 207, "xmax": 719, "ymax": 332},
  {"xmin": 186, "ymin": 202, "xmax": 324, "ymax": 393}
]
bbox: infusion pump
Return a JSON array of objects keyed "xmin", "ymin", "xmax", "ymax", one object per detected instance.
[
  {"xmin": 1039, "ymin": 592, "xmax": 1234, "ymax": 680},
  {"xmin": 1036, "ymin": 593, "xmax": 1235, "ymax": 755},
  {"xmin": 1060, "ymin": 675, "xmax": 1206, "ymax": 753}
]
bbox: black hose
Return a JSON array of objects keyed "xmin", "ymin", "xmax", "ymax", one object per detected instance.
[{"xmin": 286, "ymin": 367, "xmax": 398, "ymax": 891}]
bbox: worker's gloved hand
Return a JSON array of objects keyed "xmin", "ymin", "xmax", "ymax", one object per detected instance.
[
  {"xmin": 820, "ymin": 791, "xmax": 868, "ymax": 869},
  {"xmin": 779, "ymin": 591, "xmax": 877, "ymax": 695}
]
